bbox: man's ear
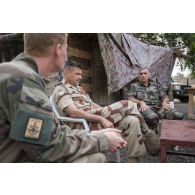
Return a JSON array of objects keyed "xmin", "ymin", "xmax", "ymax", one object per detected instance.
[{"xmin": 54, "ymin": 44, "xmax": 62, "ymax": 57}]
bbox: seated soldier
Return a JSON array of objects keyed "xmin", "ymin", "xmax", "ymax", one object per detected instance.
[
  {"xmin": 53, "ymin": 60, "xmax": 160, "ymax": 163},
  {"xmin": 123, "ymin": 67, "xmax": 184, "ymax": 132},
  {"xmin": 0, "ymin": 34, "xmax": 128, "ymax": 163}
]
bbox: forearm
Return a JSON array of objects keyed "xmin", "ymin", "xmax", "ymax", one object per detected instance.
[
  {"xmin": 20, "ymin": 126, "xmax": 109, "ymax": 162},
  {"xmin": 162, "ymin": 95, "xmax": 169, "ymax": 104},
  {"xmin": 67, "ymin": 108, "xmax": 104, "ymax": 123},
  {"xmin": 92, "ymin": 102, "xmax": 102, "ymax": 109},
  {"xmin": 129, "ymin": 97, "xmax": 143, "ymax": 105}
]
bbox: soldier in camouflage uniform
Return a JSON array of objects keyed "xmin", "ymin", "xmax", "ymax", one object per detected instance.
[
  {"xmin": 123, "ymin": 68, "xmax": 184, "ymax": 132},
  {"xmin": 0, "ymin": 33, "xmax": 127, "ymax": 163},
  {"xmin": 53, "ymin": 60, "xmax": 160, "ymax": 162}
]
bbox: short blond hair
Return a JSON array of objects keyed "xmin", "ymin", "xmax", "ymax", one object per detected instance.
[{"xmin": 24, "ymin": 33, "xmax": 67, "ymax": 56}]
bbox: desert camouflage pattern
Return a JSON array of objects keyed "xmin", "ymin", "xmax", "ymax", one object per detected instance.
[
  {"xmin": 124, "ymin": 81, "xmax": 184, "ymax": 130},
  {"xmin": 54, "ymin": 83, "xmax": 93, "ymax": 113},
  {"xmin": 54, "ymin": 83, "xmax": 148, "ymax": 159},
  {"xmin": 0, "ymin": 53, "xmax": 109, "ymax": 163}
]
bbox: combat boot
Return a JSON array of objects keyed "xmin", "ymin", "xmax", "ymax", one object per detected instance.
[
  {"xmin": 128, "ymin": 157, "xmax": 139, "ymax": 163},
  {"xmin": 144, "ymin": 130, "xmax": 160, "ymax": 155}
]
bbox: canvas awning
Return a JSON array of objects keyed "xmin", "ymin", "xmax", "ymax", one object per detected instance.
[{"xmin": 98, "ymin": 33, "xmax": 174, "ymax": 94}]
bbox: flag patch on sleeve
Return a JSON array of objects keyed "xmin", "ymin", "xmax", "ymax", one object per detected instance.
[{"xmin": 24, "ymin": 117, "xmax": 43, "ymax": 139}]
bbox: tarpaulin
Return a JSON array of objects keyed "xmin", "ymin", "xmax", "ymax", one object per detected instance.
[{"xmin": 98, "ymin": 33, "xmax": 174, "ymax": 94}]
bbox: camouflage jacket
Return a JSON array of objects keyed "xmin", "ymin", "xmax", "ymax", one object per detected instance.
[
  {"xmin": 124, "ymin": 80, "xmax": 166, "ymax": 106},
  {"xmin": 0, "ymin": 53, "xmax": 108, "ymax": 162}
]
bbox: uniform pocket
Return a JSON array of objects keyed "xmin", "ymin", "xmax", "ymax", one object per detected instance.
[
  {"xmin": 136, "ymin": 91, "xmax": 144, "ymax": 100},
  {"xmin": 150, "ymin": 90, "xmax": 160, "ymax": 99}
]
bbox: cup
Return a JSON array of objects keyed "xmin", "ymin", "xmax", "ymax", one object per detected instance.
[{"xmin": 169, "ymin": 101, "xmax": 174, "ymax": 109}]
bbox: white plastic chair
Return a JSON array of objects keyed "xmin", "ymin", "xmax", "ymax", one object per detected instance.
[
  {"xmin": 50, "ymin": 95, "xmax": 90, "ymax": 132},
  {"xmin": 50, "ymin": 95, "xmax": 121, "ymax": 163}
]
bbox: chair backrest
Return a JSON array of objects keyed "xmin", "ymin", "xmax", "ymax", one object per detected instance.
[
  {"xmin": 50, "ymin": 95, "xmax": 121, "ymax": 162},
  {"xmin": 49, "ymin": 95, "xmax": 90, "ymax": 132},
  {"xmin": 49, "ymin": 95, "xmax": 61, "ymax": 118}
]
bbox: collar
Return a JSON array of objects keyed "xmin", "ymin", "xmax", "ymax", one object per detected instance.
[
  {"xmin": 13, "ymin": 52, "xmax": 45, "ymax": 88},
  {"xmin": 64, "ymin": 82, "xmax": 81, "ymax": 92},
  {"xmin": 13, "ymin": 52, "xmax": 39, "ymax": 73},
  {"xmin": 62, "ymin": 83, "xmax": 86, "ymax": 94},
  {"xmin": 139, "ymin": 79, "xmax": 154, "ymax": 87}
]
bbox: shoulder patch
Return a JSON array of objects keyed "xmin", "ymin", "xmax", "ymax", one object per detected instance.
[
  {"xmin": 24, "ymin": 117, "xmax": 43, "ymax": 139},
  {"xmin": 10, "ymin": 105, "xmax": 54, "ymax": 146}
]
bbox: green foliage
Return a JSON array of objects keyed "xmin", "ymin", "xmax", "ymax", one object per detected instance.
[{"xmin": 133, "ymin": 33, "xmax": 195, "ymax": 76}]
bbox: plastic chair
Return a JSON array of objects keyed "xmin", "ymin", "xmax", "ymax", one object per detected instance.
[
  {"xmin": 50, "ymin": 95, "xmax": 121, "ymax": 163},
  {"xmin": 50, "ymin": 95, "xmax": 90, "ymax": 132}
]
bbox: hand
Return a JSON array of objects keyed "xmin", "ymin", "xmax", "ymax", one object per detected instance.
[
  {"xmin": 162, "ymin": 101, "xmax": 170, "ymax": 110},
  {"xmin": 99, "ymin": 117, "xmax": 114, "ymax": 128},
  {"xmin": 140, "ymin": 101, "xmax": 149, "ymax": 112},
  {"xmin": 100, "ymin": 128, "xmax": 127, "ymax": 152}
]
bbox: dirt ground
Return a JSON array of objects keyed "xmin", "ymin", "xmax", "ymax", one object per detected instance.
[{"xmin": 106, "ymin": 100, "xmax": 195, "ymax": 163}]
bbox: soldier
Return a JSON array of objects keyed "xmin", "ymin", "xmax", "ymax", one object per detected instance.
[
  {"xmin": 53, "ymin": 60, "xmax": 160, "ymax": 163},
  {"xmin": 0, "ymin": 33, "xmax": 127, "ymax": 163},
  {"xmin": 123, "ymin": 67, "xmax": 184, "ymax": 131}
]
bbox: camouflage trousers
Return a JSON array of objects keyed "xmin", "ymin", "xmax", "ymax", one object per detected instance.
[
  {"xmin": 141, "ymin": 106, "xmax": 184, "ymax": 130},
  {"xmin": 68, "ymin": 100, "xmax": 149, "ymax": 159},
  {"xmin": 88, "ymin": 100, "xmax": 147, "ymax": 159},
  {"xmin": 15, "ymin": 151, "xmax": 106, "ymax": 163},
  {"xmin": 71, "ymin": 152, "xmax": 106, "ymax": 163}
]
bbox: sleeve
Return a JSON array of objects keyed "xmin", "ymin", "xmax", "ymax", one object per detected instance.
[
  {"xmin": 123, "ymin": 85, "xmax": 130, "ymax": 99},
  {"xmin": 80, "ymin": 86, "xmax": 93, "ymax": 103},
  {"xmin": 7, "ymin": 77, "xmax": 109, "ymax": 162},
  {"xmin": 127, "ymin": 84, "xmax": 137, "ymax": 98},
  {"xmin": 32, "ymin": 126, "xmax": 109, "ymax": 162},
  {"xmin": 53, "ymin": 85, "xmax": 75, "ymax": 111},
  {"xmin": 85, "ymin": 93, "xmax": 93, "ymax": 103},
  {"xmin": 158, "ymin": 83, "xmax": 167, "ymax": 100}
]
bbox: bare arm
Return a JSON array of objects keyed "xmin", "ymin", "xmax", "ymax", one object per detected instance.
[
  {"xmin": 91, "ymin": 102, "xmax": 102, "ymax": 109},
  {"xmin": 127, "ymin": 84, "xmax": 148, "ymax": 111},
  {"xmin": 129, "ymin": 97, "xmax": 149, "ymax": 112},
  {"xmin": 162, "ymin": 95, "xmax": 170, "ymax": 110},
  {"xmin": 65, "ymin": 104, "xmax": 103, "ymax": 122},
  {"xmin": 64, "ymin": 104, "xmax": 114, "ymax": 128},
  {"xmin": 162, "ymin": 95, "xmax": 169, "ymax": 104},
  {"xmin": 129, "ymin": 97, "xmax": 142, "ymax": 105}
]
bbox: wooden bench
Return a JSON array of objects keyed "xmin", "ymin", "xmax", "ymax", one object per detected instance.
[{"xmin": 160, "ymin": 120, "xmax": 195, "ymax": 162}]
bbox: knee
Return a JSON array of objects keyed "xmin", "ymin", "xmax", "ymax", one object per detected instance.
[
  {"xmin": 127, "ymin": 116, "xmax": 141, "ymax": 133},
  {"xmin": 95, "ymin": 153, "xmax": 106, "ymax": 163},
  {"xmin": 143, "ymin": 112, "xmax": 159, "ymax": 121},
  {"xmin": 173, "ymin": 112, "xmax": 184, "ymax": 120},
  {"xmin": 123, "ymin": 116, "xmax": 141, "ymax": 136},
  {"xmin": 129, "ymin": 115, "xmax": 140, "ymax": 125}
]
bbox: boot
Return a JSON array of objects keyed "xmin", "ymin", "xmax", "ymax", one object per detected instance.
[
  {"xmin": 144, "ymin": 130, "xmax": 160, "ymax": 155},
  {"xmin": 128, "ymin": 157, "xmax": 139, "ymax": 163}
]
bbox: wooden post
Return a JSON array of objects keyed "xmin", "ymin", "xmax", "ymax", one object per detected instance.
[{"xmin": 187, "ymin": 88, "xmax": 195, "ymax": 119}]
